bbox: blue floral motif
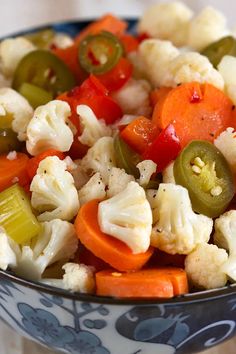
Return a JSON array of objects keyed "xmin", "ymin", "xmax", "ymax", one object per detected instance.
[
  {"xmin": 65, "ymin": 329, "xmax": 110, "ymax": 354},
  {"xmin": 18, "ymin": 303, "xmax": 74, "ymax": 348}
]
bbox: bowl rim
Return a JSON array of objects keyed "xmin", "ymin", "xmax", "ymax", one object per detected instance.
[{"xmin": 1, "ymin": 18, "xmax": 236, "ymax": 306}]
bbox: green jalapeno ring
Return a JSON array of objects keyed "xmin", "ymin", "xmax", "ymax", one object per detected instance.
[
  {"xmin": 19, "ymin": 83, "xmax": 53, "ymax": 109},
  {"xmin": 78, "ymin": 31, "xmax": 123, "ymax": 75},
  {"xmin": 12, "ymin": 50, "xmax": 76, "ymax": 98},
  {"xmin": 201, "ymin": 36, "xmax": 236, "ymax": 68},
  {"xmin": 174, "ymin": 140, "xmax": 235, "ymax": 218}
]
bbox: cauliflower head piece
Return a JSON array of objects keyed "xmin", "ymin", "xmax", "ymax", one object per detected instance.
[
  {"xmin": 26, "ymin": 100, "xmax": 74, "ymax": 156},
  {"xmin": 112, "ymin": 79, "xmax": 152, "ymax": 117},
  {"xmin": 185, "ymin": 243, "xmax": 228, "ymax": 289},
  {"xmin": 107, "ymin": 167, "xmax": 135, "ymax": 198},
  {"xmin": 80, "ymin": 136, "xmax": 116, "ymax": 184},
  {"xmin": 98, "ymin": 181, "xmax": 152, "ymax": 254},
  {"xmin": 187, "ymin": 6, "xmax": 229, "ymax": 51},
  {"xmin": 162, "ymin": 161, "xmax": 176, "ymax": 184},
  {"xmin": 218, "ymin": 55, "xmax": 236, "ymax": 105},
  {"xmin": 0, "ymin": 36, "xmax": 36, "ymax": 77},
  {"xmin": 214, "ymin": 210, "xmax": 236, "ymax": 281},
  {"xmin": 41, "ymin": 262, "xmax": 95, "ymax": 294},
  {"xmin": 77, "ymin": 104, "xmax": 112, "ymax": 147},
  {"xmin": 137, "ymin": 160, "xmax": 157, "ymax": 187},
  {"xmin": 214, "ymin": 127, "xmax": 236, "ymax": 173},
  {"xmin": 151, "ymin": 183, "xmax": 213, "ymax": 254},
  {"xmin": 138, "ymin": 39, "xmax": 179, "ymax": 87},
  {"xmin": 168, "ymin": 52, "xmax": 224, "ymax": 90},
  {"xmin": 11, "ymin": 219, "xmax": 78, "ymax": 281},
  {"xmin": 78, "ymin": 172, "xmax": 106, "ymax": 206},
  {"xmin": 138, "ymin": 1, "xmax": 193, "ymax": 47},
  {"xmin": 0, "ymin": 88, "xmax": 33, "ymax": 141},
  {"xmin": 31, "ymin": 156, "xmax": 80, "ymax": 221}
]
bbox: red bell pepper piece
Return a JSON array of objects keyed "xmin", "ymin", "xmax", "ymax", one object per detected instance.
[
  {"xmin": 118, "ymin": 33, "xmax": 139, "ymax": 54},
  {"xmin": 96, "ymin": 57, "xmax": 133, "ymax": 92},
  {"xmin": 142, "ymin": 124, "xmax": 181, "ymax": 172}
]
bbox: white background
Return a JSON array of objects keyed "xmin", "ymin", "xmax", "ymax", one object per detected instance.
[{"xmin": 0, "ymin": 1, "xmax": 235, "ymax": 353}]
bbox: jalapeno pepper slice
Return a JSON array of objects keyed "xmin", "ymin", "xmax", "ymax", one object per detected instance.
[
  {"xmin": 12, "ymin": 50, "xmax": 76, "ymax": 97},
  {"xmin": 201, "ymin": 36, "xmax": 236, "ymax": 68},
  {"xmin": 114, "ymin": 134, "xmax": 140, "ymax": 179},
  {"xmin": 78, "ymin": 31, "xmax": 123, "ymax": 75},
  {"xmin": 174, "ymin": 140, "xmax": 235, "ymax": 218}
]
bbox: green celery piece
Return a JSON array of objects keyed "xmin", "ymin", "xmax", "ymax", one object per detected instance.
[
  {"xmin": 19, "ymin": 82, "xmax": 53, "ymax": 109},
  {"xmin": 0, "ymin": 184, "xmax": 40, "ymax": 244}
]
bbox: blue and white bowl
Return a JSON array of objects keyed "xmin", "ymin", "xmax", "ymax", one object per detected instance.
[
  {"xmin": 1, "ymin": 20, "xmax": 236, "ymax": 354},
  {"xmin": 1, "ymin": 269, "xmax": 236, "ymax": 354}
]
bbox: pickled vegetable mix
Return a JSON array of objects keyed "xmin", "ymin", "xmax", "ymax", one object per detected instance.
[{"xmin": 1, "ymin": 1, "xmax": 236, "ymax": 298}]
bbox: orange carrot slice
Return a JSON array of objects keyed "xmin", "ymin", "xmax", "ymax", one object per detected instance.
[
  {"xmin": 74, "ymin": 199, "xmax": 153, "ymax": 272},
  {"xmin": 96, "ymin": 267, "xmax": 189, "ymax": 298},
  {"xmin": 152, "ymin": 82, "xmax": 236, "ymax": 147},
  {"xmin": 0, "ymin": 153, "xmax": 30, "ymax": 192}
]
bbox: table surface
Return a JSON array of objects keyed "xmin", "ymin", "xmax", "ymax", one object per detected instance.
[{"xmin": 0, "ymin": 1, "xmax": 236, "ymax": 353}]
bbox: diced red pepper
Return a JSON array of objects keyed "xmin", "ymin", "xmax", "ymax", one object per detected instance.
[
  {"xmin": 118, "ymin": 33, "xmax": 139, "ymax": 54},
  {"xmin": 52, "ymin": 44, "xmax": 88, "ymax": 84},
  {"xmin": 142, "ymin": 124, "xmax": 181, "ymax": 172},
  {"xmin": 120, "ymin": 116, "xmax": 159, "ymax": 154},
  {"xmin": 137, "ymin": 32, "xmax": 150, "ymax": 43},
  {"xmin": 96, "ymin": 57, "xmax": 133, "ymax": 91}
]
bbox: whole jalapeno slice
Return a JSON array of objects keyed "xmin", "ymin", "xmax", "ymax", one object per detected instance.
[
  {"xmin": 12, "ymin": 50, "xmax": 76, "ymax": 97},
  {"xmin": 201, "ymin": 36, "xmax": 236, "ymax": 68},
  {"xmin": 114, "ymin": 134, "xmax": 140, "ymax": 179},
  {"xmin": 0, "ymin": 129, "xmax": 22, "ymax": 154},
  {"xmin": 173, "ymin": 140, "xmax": 235, "ymax": 218},
  {"xmin": 78, "ymin": 31, "xmax": 123, "ymax": 75}
]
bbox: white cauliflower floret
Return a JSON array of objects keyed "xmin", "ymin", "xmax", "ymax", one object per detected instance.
[
  {"xmin": 151, "ymin": 184, "xmax": 213, "ymax": 254},
  {"xmin": 218, "ymin": 55, "xmax": 236, "ymax": 105},
  {"xmin": 40, "ymin": 263, "xmax": 95, "ymax": 294},
  {"xmin": 26, "ymin": 100, "xmax": 73, "ymax": 156},
  {"xmin": 138, "ymin": 39, "xmax": 179, "ymax": 87},
  {"xmin": 0, "ymin": 37, "xmax": 35, "ymax": 77},
  {"xmin": 162, "ymin": 161, "xmax": 176, "ymax": 184},
  {"xmin": 137, "ymin": 160, "xmax": 157, "ymax": 187},
  {"xmin": 0, "ymin": 229, "xmax": 18, "ymax": 271},
  {"xmin": 214, "ymin": 210, "xmax": 236, "ymax": 281},
  {"xmin": 214, "ymin": 127, "xmax": 236, "ymax": 173},
  {"xmin": 107, "ymin": 167, "xmax": 134, "ymax": 198},
  {"xmin": 30, "ymin": 156, "xmax": 79, "ymax": 221},
  {"xmin": 187, "ymin": 6, "xmax": 229, "ymax": 51},
  {"xmin": 52, "ymin": 33, "xmax": 74, "ymax": 49},
  {"xmin": 12, "ymin": 219, "xmax": 78, "ymax": 281},
  {"xmin": 77, "ymin": 105, "xmax": 112, "ymax": 147},
  {"xmin": 0, "ymin": 88, "xmax": 33, "ymax": 141},
  {"xmin": 138, "ymin": 1, "xmax": 193, "ymax": 47},
  {"xmin": 78, "ymin": 172, "xmax": 106, "ymax": 206},
  {"xmin": 112, "ymin": 79, "xmax": 152, "ymax": 116},
  {"xmin": 98, "ymin": 181, "xmax": 152, "ymax": 254},
  {"xmin": 185, "ymin": 243, "xmax": 228, "ymax": 289},
  {"xmin": 168, "ymin": 52, "xmax": 224, "ymax": 90},
  {"xmin": 80, "ymin": 137, "xmax": 116, "ymax": 184}
]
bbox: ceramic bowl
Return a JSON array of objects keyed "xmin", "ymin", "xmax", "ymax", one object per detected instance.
[{"xmin": 0, "ymin": 20, "xmax": 236, "ymax": 354}]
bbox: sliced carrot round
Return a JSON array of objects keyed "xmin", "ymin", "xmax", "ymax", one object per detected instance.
[
  {"xmin": 96, "ymin": 268, "xmax": 189, "ymax": 298},
  {"xmin": 152, "ymin": 82, "xmax": 236, "ymax": 147},
  {"xmin": 0, "ymin": 152, "xmax": 30, "ymax": 192},
  {"xmin": 74, "ymin": 199, "xmax": 153, "ymax": 272}
]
